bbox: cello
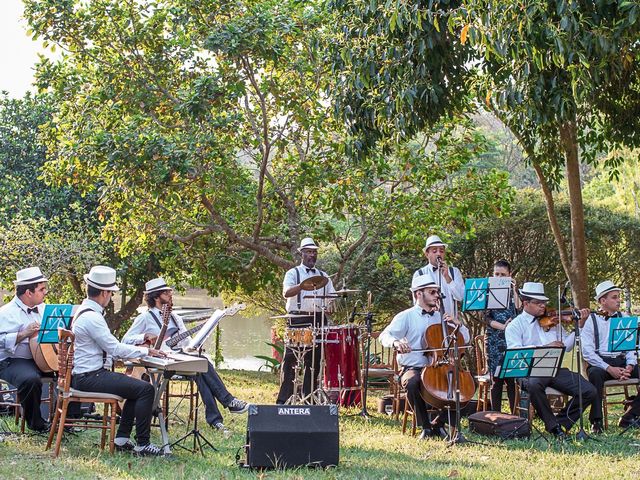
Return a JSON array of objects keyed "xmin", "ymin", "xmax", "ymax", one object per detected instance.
[{"xmin": 419, "ymin": 301, "xmax": 476, "ymax": 409}]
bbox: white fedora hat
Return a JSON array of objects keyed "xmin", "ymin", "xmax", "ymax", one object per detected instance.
[
  {"xmin": 297, "ymin": 237, "xmax": 319, "ymax": 252},
  {"xmin": 144, "ymin": 277, "xmax": 172, "ymax": 294},
  {"xmin": 518, "ymin": 282, "xmax": 549, "ymax": 301},
  {"xmin": 84, "ymin": 265, "xmax": 120, "ymax": 292},
  {"xmin": 595, "ymin": 280, "xmax": 621, "ymax": 301},
  {"xmin": 423, "ymin": 235, "xmax": 447, "ymax": 252},
  {"xmin": 14, "ymin": 267, "xmax": 48, "ymax": 286},
  {"xmin": 410, "ymin": 273, "xmax": 439, "ymax": 293}
]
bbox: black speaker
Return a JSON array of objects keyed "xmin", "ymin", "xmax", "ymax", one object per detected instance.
[{"xmin": 244, "ymin": 404, "xmax": 339, "ymax": 469}]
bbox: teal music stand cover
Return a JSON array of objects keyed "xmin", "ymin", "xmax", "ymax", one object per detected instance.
[
  {"xmin": 37, "ymin": 304, "xmax": 74, "ymax": 344},
  {"xmin": 462, "ymin": 277, "xmax": 489, "ymax": 311},
  {"xmin": 496, "ymin": 346, "xmax": 565, "ymax": 379},
  {"xmin": 608, "ymin": 316, "xmax": 639, "ymax": 353}
]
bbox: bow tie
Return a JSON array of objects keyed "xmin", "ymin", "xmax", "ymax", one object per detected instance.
[
  {"xmin": 27, "ymin": 306, "xmax": 39, "ymax": 315},
  {"xmin": 306, "ymin": 268, "xmax": 317, "ymax": 274},
  {"xmin": 421, "ymin": 309, "xmax": 434, "ymax": 316}
]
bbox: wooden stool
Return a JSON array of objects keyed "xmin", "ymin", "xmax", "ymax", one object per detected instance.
[
  {"xmin": 602, "ymin": 378, "xmax": 640, "ymax": 429},
  {"xmin": 162, "ymin": 375, "xmax": 198, "ymax": 427}
]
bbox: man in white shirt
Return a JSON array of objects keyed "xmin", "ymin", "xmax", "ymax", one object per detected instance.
[
  {"xmin": 413, "ymin": 235, "xmax": 464, "ymax": 316},
  {"xmin": 72, "ymin": 266, "xmax": 167, "ymax": 456},
  {"xmin": 582, "ymin": 280, "xmax": 640, "ymax": 430},
  {"xmin": 0, "ymin": 267, "xmax": 50, "ymax": 432},
  {"xmin": 123, "ymin": 277, "xmax": 248, "ymax": 435},
  {"xmin": 379, "ymin": 274, "xmax": 470, "ymax": 440},
  {"xmin": 505, "ymin": 282, "xmax": 595, "ymax": 439},
  {"xmin": 276, "ymin": 237, "xmax": 336, "ymax": 404}
]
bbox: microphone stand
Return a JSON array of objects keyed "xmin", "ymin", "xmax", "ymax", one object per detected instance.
[
  {"xmin": 572, "ymin": 313, "xmax": 591, "ymax": 441},
  {"xmin": 561, "ymin": 284, "xmax": 593, "ymax": 442},
  {"xmin": 357, "ymin": 311, "xmax": 374, "ymax": 419},
  {"xmin": 447, "ymin": 330, "xmax": 466, "ymax": 445}
]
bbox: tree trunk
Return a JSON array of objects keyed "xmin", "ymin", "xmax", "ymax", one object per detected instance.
[{"xmin": 559, "ymin": 121, "xmax": 589, "ymax": 308}]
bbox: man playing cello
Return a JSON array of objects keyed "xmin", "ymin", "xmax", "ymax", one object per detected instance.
[{"xmin": 379, "ymin": 274, "xmax": 470, "ymax": 440}]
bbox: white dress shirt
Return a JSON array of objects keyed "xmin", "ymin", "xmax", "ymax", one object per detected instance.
[
  {"xmin": 72, "ymin": 299, "xmax": 149, "ymax": 374},
  {"xmin": 413, "ymin": 264, "xmax": 464, "ymax": 315},
  {"xmin": 283, "ymin": 264, "xmax": 336, "ymax": 313},
  {"xmin": 379, "ymin": 305, "xmax": 470, "ymax": 368},
  {"xmin": 123, "ymin": 307, "xmax": 188, "ymax": 349},
  {"xmin": 581, "ymin": 312, "xmax": 637, "ymax": 370},
  {"xmin": 505, "ymin": 310, "xmax": 575, "ymax": 351},
  {"xmin": 0, "ymin": 297, "xmax": 43, "ymax": 361}
]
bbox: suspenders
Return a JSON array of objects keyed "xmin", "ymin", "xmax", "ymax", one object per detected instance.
[
  {"xmin": 294, "ymin": 266, "xmax": 326, "ymax": 312},
  {"xmin": 74, "ymin": 308, "xmax": 107, "ymax": 366}
]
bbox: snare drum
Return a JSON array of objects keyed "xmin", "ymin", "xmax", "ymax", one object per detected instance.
[
  {"xmin": 322, "ymin": 325, "xmax": 362, "ymax": 392},
  {"xmin": 284, "ymin": 327, "xmax": 315, "ymax": 348}
]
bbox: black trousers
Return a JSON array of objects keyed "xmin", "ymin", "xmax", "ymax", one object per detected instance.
[
  {"xmin": 400, "ymin": 367, "xmax": 456, "ymax": 430},
  {"xmin": 521, "ymin": 367, "xmax": 597, "ymax": 432},
  {"xmin": 587, "ymin": 357, "xmax": 640, "ymax": 422},
  {"xmin": 490, "ymin": 375, "xmax": 516, "ymax": 414},
  {"xmin": 401, "ymin": 368, "xmax": 430, "ymax": 429},
  {"xmin": 194, "ymin": 361, "xmax": 234, "ymax": 426},
  {"xmin": 73, "ymin": 369, "xmax": 155, "ymax": 445},
  {"xmin": 0, "ymin": 358, "xmax": 48, "ymax": 430}
]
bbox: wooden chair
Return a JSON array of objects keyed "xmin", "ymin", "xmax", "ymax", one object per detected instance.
[
  {"xmin": 602, "ymin": 378, "xmax": 640, "ymax": 429},
  {"xmin": 474, "ymin": 335, "xmax": 490, "ymax": 412},
  {"xmin": 363, "ymin": 332, "xmax": 396, "ymax": 392},
  {"xmin": 514, "ymin": 383, "xmax": 568, "ymax": 425},
  {"xmin": 46, "ymin": 329, "xmax": 122, "ymax": 457},
  {"xmin": 401, "ymin": 398, "xmax": 418, "ymax": 436},
  {"xmin": 0, "ymin": 377, "xmax": 56, "ymax": 434}
]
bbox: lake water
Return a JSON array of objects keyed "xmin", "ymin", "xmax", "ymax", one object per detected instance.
[{"xmin": 159, "ymin": 289, "xmax": 274, "ymax": 371}]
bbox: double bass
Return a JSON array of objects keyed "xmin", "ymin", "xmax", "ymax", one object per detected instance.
[{"xmin": 419, "ymin": 304, "xmax": 476, "ymax": 409}]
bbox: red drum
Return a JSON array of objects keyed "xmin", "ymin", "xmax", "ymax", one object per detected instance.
[{"xmin": 323, "ymin": 325, "xmax": 362, "ymax": 395}]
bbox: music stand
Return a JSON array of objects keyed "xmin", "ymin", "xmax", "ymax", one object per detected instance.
[
  {"xmin": 37, "ymin": 304, "xmax": 75, "ymax": 344},
  {"xmin": 607, "ymin": 316, "xmax": 640, "ymax": 435},
  {"xmin": 173, "ymin": 310, "xmax": 226, "ymax": 455},
  {"xmin": 462, "ymin": 277, "xmax": 512, "ymax": 312},
  {"xmin": 497, "ymin": 346, "xmax": 565, "ymax": 442}
]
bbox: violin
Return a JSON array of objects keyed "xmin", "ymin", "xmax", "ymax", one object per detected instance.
[{"xmin": 535, "ymin": 309, "xmax": 583, "ymax": 332}]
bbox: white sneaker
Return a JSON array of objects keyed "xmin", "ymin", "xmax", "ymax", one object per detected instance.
[
  {"xmin": 212, "ymin": 422, "xmax": 231, "ymax": 438},
  {"xmin": 134, "ymin": 443, "xmax": 164, "ymax": 456},
  {"xmin": 227, "ymin": 398, "xmax": 249, "ymax": 414}
]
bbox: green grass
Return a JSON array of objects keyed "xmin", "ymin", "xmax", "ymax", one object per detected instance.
[{"xmin": 1, "ymin": 370, "xmax": 640, "ymax": 479}]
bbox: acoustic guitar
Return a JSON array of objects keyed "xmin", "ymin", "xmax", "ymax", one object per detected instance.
[{"xmin": 29, "ymin": 337, "xmax": 59, "ymax": 373}]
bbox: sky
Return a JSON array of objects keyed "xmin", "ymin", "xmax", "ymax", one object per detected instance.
[{"xmin": 0, "ymin": 0, "xmax": 47, "ymax": 98}]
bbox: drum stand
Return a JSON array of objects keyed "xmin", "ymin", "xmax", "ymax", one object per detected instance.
[
  {"xmin": 285, "ymin": 343, "xmax": 313, "ymax": 405},
  {"xmin": 305, "ymin": 297, "xmax": 332, "ymax": 406}
]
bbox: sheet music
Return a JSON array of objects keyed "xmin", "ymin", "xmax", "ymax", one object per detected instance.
[{"xmin": 186, "ymin": 308, "xmax": 225, "ymax": 350}]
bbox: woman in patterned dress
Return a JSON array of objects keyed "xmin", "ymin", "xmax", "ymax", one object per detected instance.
[{"xmin": 484, "ymin": 259, "xmax": 520, "ymax": 413}]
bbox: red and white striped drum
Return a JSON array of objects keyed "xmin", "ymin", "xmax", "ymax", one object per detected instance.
[{"xmin": 322, "ymin": 325, "xmax": 362, "ymax": 393}]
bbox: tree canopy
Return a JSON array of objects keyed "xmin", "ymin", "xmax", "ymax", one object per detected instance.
[
  {"xmin": 329, "ymin": 0, "xmax": 640, "ymax": 306},
  {"xmin": 24, "ymin": 0, "xmax": 513, "ymax": 304}
]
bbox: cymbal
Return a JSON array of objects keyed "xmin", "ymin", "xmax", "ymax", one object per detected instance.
[
  {"xmin": 333, "ymin": 288, "xmax": 361, "ymax": 295},
  {"xmin": 306, "ymin": 294, "xmax": 339, "ymax": 299},
  {"xmin": 270, "ymin": 313, "xmax": 313, "ymax": 319},
  {"xmin": 299, "ymin": 275, "xmax": 329, "ymax": 291}
]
